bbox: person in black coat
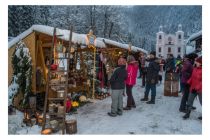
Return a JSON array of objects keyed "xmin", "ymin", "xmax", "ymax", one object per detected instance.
[
  {"xmin": 140, "ymin": 51, "xmax": 160, "ymax": 104},
  {"xmin": 108, "ymin": 58, "xmax": 127, "ymax": 117},
  {"xmin": 165, "ymin": 54, "xmax": 175, "ymax": 73}
]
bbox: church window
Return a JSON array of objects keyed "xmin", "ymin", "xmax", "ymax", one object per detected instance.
[
  {"xmin": 178, "ymin": 34, "xmax": 181, "ymax": 39},
  {"xmin": 168, "ymin": 47, "xmax": 171, "ymax": 53},
  {"xmin": 159, "ymin": 35, "xmax": 162, "ymax": 40},
  {"xmin": 178, "ymin": 47, "xmax": 181, "ymax": 53},
  {"xmin": 159, "ymin": 47, "xmax": 161, "ymax": 52},
  {"xmin": 168, "ymin": 37, "xmax": 172, "ymax": 44}
]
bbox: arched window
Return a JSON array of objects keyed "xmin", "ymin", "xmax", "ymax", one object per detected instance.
[
  {"xmin": 168, "ymin": 47, "xmax": 171, "ymax": 53},
  {"xmin": 159, "ymin": 35, "xmax": 162, "ymax": 40},
  {"xmin": 159, "ymin": 47, "xmax": 161, "ymax": 52},
  {"xmin": 168, "ymin": 37, "xmax": 172, "ymax": 45},
  {"xmin": 178, "ymin": 34, "xmax": 181, "ymax": 39},
  {"xmin": 178, "ymin": 47, "xmax": 181, "ymax": 53}
]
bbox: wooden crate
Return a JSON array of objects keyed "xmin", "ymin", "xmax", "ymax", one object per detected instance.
[
  {"xmin": 66, "ymin": 120, "xmax": 77, "ymax": 134},
  {"xmin": 172, "ymin": 81, "xmax": 179, "ymax": 97},
  {"xmin": 164, "ymin": 80, "xmax": 172, "ymax": 96},
  {"xmin": 172, "ymin": 73, "xmax": 179, "ymax": 81},
  {"xmin": 164, "ymin": 76, "xmax": 179, "ymax": 97}
]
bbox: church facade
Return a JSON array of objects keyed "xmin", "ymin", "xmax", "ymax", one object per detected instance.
[{"xmin": 156, "ymin": 24, "xmax": 185, "ymax": 59}]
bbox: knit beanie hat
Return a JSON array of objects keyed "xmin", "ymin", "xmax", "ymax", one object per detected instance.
[
  {"xmin": 195, "ymin": 56, "xmax": 202, "ymax": 64},
  {"xmin": 150, "ymin": 51, "xmax": 156, "ymax": 56},
  {"xmin": 118, "ymin": 57, "xmax": 127, "ymax": 65}
]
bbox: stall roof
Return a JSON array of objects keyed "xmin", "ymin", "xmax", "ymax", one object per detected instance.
[
  {"xmin": 8, "ymin": 25, "xmax": 148, "ymax": 53},
  {"xmin": 97, "ymin": 38, "xmax": 148, "ymax": 54}
]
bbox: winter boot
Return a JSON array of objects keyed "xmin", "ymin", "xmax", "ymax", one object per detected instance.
[
  {"xmin": 146, "ymin": 96, "xmax": 155, "ymax": 104},
  {"xmin": 140, "ymin": 94, "xmax": 149, "ymax": 101},
  {"xmin": 192, "ymin": 106, "xmax": 196, "ymax": 110},
  {"xmin": 183, "ymin": 107, "xmax": 191, "ymax": 119}
]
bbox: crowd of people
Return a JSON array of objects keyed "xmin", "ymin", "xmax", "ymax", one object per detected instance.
[{"xmin": 107, "ymin": 51, "xmax": 202, "ymax": 121}]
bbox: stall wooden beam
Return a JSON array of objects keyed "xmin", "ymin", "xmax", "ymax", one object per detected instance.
[{"xmin": 39, "ymin": 43, "xmax": 48, "ymax": 82}]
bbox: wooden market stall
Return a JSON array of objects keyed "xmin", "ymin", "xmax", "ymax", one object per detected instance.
[{"xmin": 8, "ymin": 25, "xmax": 148, "ymax": 109}]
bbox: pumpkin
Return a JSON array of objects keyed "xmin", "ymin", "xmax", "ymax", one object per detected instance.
[
  {"xmin": 41, "ymin": 128, "xmax": 52, "ymax": 135},
  {"xmin": 71, "ymin": 101, "xmax": 79, "ymax": 107},
  {"xmin": 79, "ymin": 95, "xmax": 87, "ymax": 102}
]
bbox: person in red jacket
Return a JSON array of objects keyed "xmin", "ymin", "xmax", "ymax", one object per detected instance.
[
  {"xmin": 183, "ymin": 56, "xmax": 202, "ymax": 120},
  {"xmin": 123, "ymin": 55, "xmax": 139, "ymax": 110},
  {"xmin": 66, "ymin": 96, "xmax": 72, "ymax": 113}
]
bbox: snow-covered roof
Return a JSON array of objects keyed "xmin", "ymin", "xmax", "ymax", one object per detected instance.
[
  {"xmin": 185, "ymin": 45, "xmax": 195, "ymax": 55},
  {"xmin": 8, "ymin": 25, "xmax": 105, "ymax": 49},
  {"xmin": 187, "ymin": 30, "xmax": 202, "ymax": 43},
  {"xmin": 97, "ymin": 38, "xmax": 148, "ymax": 54},
  {"xmin": 8, "ymin": 25, "xmax": 147, "ymax": 53}
]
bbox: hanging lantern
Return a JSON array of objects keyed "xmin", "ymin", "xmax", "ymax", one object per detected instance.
[
  {"xmin": 128, "ymin": 43, "xmax": 132, "ymax": 52},
  {"xmin": 70, "ymin": 44, "xmax": 77, "ymax": 53},
  {"xmin": 56, "ymin": 42, "xmax": 63, "ymax": 53},
  {"xmin": 86, "ymin": 29, "xmax": 96, "ymax": 49},
  {"xmin": 70, "ymin": 47, "xmax": 75, "ymax": 53}
]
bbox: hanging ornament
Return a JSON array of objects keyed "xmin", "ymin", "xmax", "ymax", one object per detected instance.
[
  {"xmin": 76, "ymin": 56, "xmax": 81, "ymax": 70},
  {"xmin": 70, "ymin": 47, "xmax": 75, "ymax": 53}
]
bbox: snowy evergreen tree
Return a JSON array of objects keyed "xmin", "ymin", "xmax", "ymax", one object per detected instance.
[
  {"xmin": 8, "ymin": 41, "xmax": 32, "ymax": 108},
  {"xmin": 8, "ymin": 6, "xmax": 34, "ymax": 37},
  {"xmin": 33, "ymin": 6, "xmax": 50, "ymax": 25},
  {"xmin": 8, "ymin": 6, "xmax": 202, "ymax": 51}
]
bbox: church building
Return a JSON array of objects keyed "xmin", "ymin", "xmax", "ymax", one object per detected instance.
[{"xmin": 156, "ymin": 24, "xmax": 185, "ymax": 59}]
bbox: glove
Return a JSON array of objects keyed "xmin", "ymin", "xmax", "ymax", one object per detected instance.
[{"xmin": 192, "ymin": 89, "xmax": 197, "ymax": 94}]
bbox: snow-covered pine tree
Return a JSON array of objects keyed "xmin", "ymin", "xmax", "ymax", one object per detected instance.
[
  {"xmin": 8, "ymin": 41, "xmax": 32, "ymax": 108},
  {"xmin": 33, "ymin": 6, "xmax": 50, "ymax": 25},
  {"xmin": 8, "ymin": 6, "xmax": 34, "ymax": 37}
]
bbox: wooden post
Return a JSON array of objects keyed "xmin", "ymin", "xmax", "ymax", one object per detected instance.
[
  {"xmin": 34, "ymin": 35, "xmax": 39, "ymax": 94},
  {"xmin": 42, "ymin": 27, "xmax": 56, "ymax": 131},
  {"xmin": 92, "ymin": 47, "xmax": 96, "ymax": 99},
  {"xmin": 39, "ymin": 43, "xmax": 47, "ymax": 82},
  {"xmin": 61, "ymin": 25, "xmax": 73, "ymax": 134},
  {"xmin": 68, "ymin": 26, "xmax": 73, "ymax": 54}
]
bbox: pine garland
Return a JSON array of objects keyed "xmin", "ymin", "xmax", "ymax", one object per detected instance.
[{"xmin": 8, "ymin": 41, "xmax": 32, "ymax": 108}]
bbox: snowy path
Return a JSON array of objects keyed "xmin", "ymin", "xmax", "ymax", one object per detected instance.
[{"xmin": 16, "ymin": 78, "xmax": 202, "ymax": 135}]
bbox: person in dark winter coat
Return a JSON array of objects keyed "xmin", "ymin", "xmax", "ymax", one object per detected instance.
[
  {"xmin": 165, "ymin": 54, "xmax": 175, "ymax": 73},
  {"xmin": 183, "ymin": 56, "xmax": 202, "ymax": 120},
  {"xmin": 138, "ymin": 52, "xmax": 142, "ymax": 78},
  {"xmin": 140, "ymin": 54, "xmax": 146, "ymax": 87},
  {"xmin": 140, "ymin": 51, "xmax": 160, "ymax": 104},
  {"xmin": 179, "ymin": 55, "xmax": 193, "ymax": 113},
  {"xmin": 108, "ymin": 58, "xmax": 127, "ymax": 117}
]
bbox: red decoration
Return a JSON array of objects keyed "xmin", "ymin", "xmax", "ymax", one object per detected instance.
[{"xmin": 50, "ymin": 64, "xmax": 58, "ymax": 70}]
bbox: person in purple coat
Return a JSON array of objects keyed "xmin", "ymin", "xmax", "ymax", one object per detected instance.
[{"xmin": 179, "ymin": 54, "xmax": 193, "ymax": 113}]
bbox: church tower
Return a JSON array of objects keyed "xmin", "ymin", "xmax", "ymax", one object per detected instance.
[
  {"xmin": 156, "ymin": 25, "xmax": 165, "ymax": 57},
  {"xmin": 175, "ymin": 24, "xmax": 185, "ymax": 58}
]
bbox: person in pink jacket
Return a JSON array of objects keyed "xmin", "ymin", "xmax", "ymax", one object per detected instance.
[{"xmin": 123, "ymin": 55, "xmax": 139, "ymax": 110}]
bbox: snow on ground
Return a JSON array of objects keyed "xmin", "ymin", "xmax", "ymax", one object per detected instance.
[{"xmin": 14, "ymin": 77, "xmax": 202, "ymax": 135}]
